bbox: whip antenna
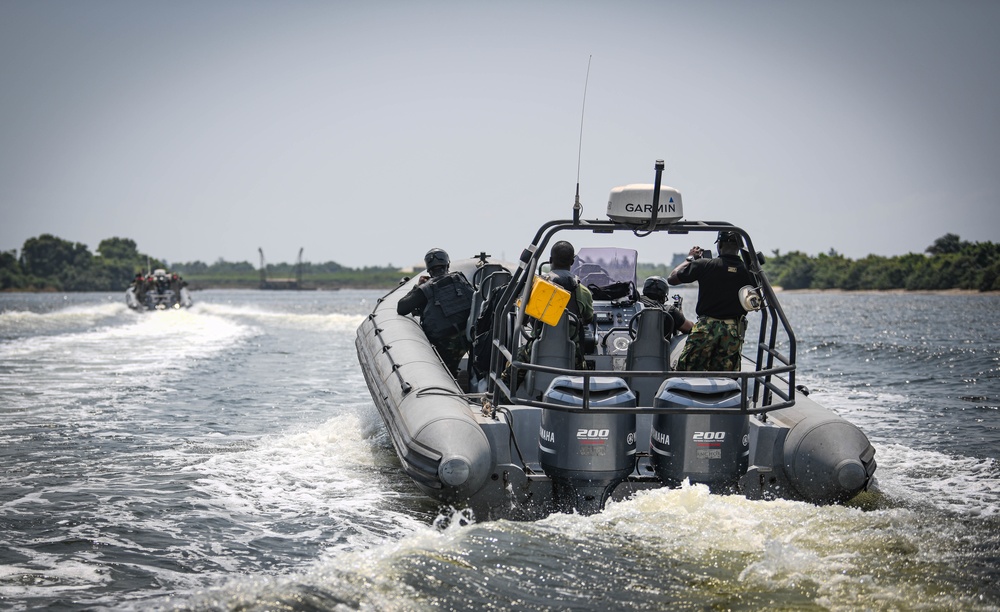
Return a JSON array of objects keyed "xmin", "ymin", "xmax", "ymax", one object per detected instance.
[{"xmin": 573, "ymin": 55, "xmax": 592, "ymax": 224}]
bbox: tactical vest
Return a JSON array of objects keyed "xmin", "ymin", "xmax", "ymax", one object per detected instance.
[{"xmin": 418, "ymin": 272, "xmax": 474, "ymax": 341}]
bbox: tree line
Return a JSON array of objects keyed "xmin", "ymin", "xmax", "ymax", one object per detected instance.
[
  {"xmin": 0, "ymin": 234, "xmax": 403, "ymax": 291},
  {"xmin": 761, "ymin": 233, "xmax": 1000, "ymax": 292},
  {"xmin": 2, "ymin": 232, "xmax": 997, "ymax": 293},
  {"xmin": 1, "ymin": 235, "xmax": 161, "ymax": 291},
  {"xmin": 633, "ymin": 233, "xmax": 999, "ymax": 292},
  {"xmin": 169, "ymin": 259, "xmax": 403, "ymax": 289}
]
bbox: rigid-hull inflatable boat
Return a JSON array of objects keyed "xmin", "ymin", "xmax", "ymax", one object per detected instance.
[
  {"xmin": 125, "ymin": 269, "xmax": 193, "ymax": 311},
  {"xmin": 356, "ymin": 162, "xmax": 876, "ymax": 519}
]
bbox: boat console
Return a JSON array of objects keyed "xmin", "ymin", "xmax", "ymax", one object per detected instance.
[{"xmin": 571, "ymin": 246, "xmax": 646, "ymax": 370}]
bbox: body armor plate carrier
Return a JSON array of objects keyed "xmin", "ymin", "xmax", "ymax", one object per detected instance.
[{"xmin": 419, "ymin": 272, "xmax": 474, "ymax": 341}]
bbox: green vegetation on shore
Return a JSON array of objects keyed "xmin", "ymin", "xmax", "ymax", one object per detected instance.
[
  {"xmin": 0, "ymin": 234, "xmax": 403, "ymax": 291},
  {"xmin": 762, "ymin": 233, "xmax": 1000, "ymax": 292},
  {"xmin": 633, "ymin": 233, "xmax": 999, "ymax": 292},
  {"xmin": 169, "ymin": 259, "xmax": 404, "ymax": 290},
  {"xmin": 2, "ymin": 232, "xmax": 997, "ymax": 293}
]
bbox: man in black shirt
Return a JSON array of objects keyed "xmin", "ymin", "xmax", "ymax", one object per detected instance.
[
  {"xmin": 667, "ymin": 231, "xmax": 754, "ymax": 371},
  {"xmin": 397, "ymin": 248, "xmax": 474, "ymax": 378},
  {"xmin": 639, "ymin": 276, "xmax": 693, "ymax": 338}
]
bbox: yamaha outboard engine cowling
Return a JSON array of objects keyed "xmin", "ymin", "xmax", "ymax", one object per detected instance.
[
  {"xmin": 650, "ymin": 378, "xmax": 749, "ymax": 490},
  {"xmin": 539, "ymin": 376, "xmax": 637, "ymax": 514}
]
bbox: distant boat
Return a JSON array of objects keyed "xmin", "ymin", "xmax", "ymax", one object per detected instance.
[
  {"xmin": 125, "ymin": 269, "xmax": 193, "ymax": 311},
  {"xmin": 356, "ymin": 161, "xmax": 877, "ymax": 520}
]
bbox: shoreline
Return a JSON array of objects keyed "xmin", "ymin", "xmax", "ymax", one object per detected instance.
[{"xmin": 773, "ymin": 287, "xmax": 996, "ymax": 295}]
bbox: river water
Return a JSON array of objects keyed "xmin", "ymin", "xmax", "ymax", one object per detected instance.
[{"xmin": 1, "ymin": 288, "xmax": 998, "ymax": 611}]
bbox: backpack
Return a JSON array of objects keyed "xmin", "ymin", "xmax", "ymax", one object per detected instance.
[{"xmin": 418, "ymin": 272, "xmax": 474, "ymax": 341}]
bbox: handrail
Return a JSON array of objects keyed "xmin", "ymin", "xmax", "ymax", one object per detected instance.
[
  {"xmin": 490, "ymin": 350, "xmax": 796, "ymax": 415},
  {"xmin": 485, "ymin": 217, "xmax": 799, "ymax": 417}
]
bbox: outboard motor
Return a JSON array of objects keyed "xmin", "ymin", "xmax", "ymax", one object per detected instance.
[
  {"xmin": 539, "ymin": 376, "xmax": 637, "ymax": 514},
  {"xmin": 650, "ymin": 378, "xmax": 749, "ymax": 489}
]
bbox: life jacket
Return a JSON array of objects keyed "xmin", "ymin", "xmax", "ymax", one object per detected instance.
[{"xmin": 418, "ymin": 272, "xmax": 474, "ymax": 341}]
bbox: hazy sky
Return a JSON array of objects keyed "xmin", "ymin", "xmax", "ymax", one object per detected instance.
[{"xmin": 2, "ymin": 1, "xmax": 998, "ymax": 269}]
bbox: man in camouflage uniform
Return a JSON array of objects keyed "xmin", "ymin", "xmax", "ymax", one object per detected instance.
[{"xmin": 667, "ymin": 231, "xmax": 754, "ymax": 372}]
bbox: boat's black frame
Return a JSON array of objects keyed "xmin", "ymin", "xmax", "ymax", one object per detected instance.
[{"xmin": 485, "ymin": 216, "xmax": 799, "ymax": 418}]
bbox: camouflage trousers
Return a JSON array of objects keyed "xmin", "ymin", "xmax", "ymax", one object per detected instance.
[{"xmin": 676, "ymin": 317, "xmax": 746, "ymax": 372}]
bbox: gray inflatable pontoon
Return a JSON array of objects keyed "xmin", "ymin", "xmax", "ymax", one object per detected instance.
[{"xmin": 356, "ymin": 162, "xmax": 876, "ymax": 520}]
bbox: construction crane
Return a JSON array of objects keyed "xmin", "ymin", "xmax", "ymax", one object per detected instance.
[{"xmin": 258, "ymin": 247, "xmax": 303, "ymax": 290}]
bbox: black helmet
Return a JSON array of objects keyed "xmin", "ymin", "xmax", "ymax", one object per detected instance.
[
  {"xmin": 716, "ymin": 230, "xmax": 742, "ymax": 246},
  {"xmin": 642, "ymin": 276, "xmax": 668, "ymax": 301},
  {"xmin": 424, "ymin": 248, "xmax": 450, "ymax": 273}
]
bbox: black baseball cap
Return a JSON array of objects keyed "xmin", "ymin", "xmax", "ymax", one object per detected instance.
[{"xmin": 716, "ymin": 230, "xmax": 742, "ymax": 245}]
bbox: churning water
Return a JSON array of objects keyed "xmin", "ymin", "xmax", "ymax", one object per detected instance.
[{"xmin": 1, "ymin": 289, "xmax": 998, "ymax": 610}]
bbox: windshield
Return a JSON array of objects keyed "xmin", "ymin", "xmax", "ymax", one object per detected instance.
[{"xmin": 571, "ymin": 247, "xmax": 637, "ymax": 288}]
